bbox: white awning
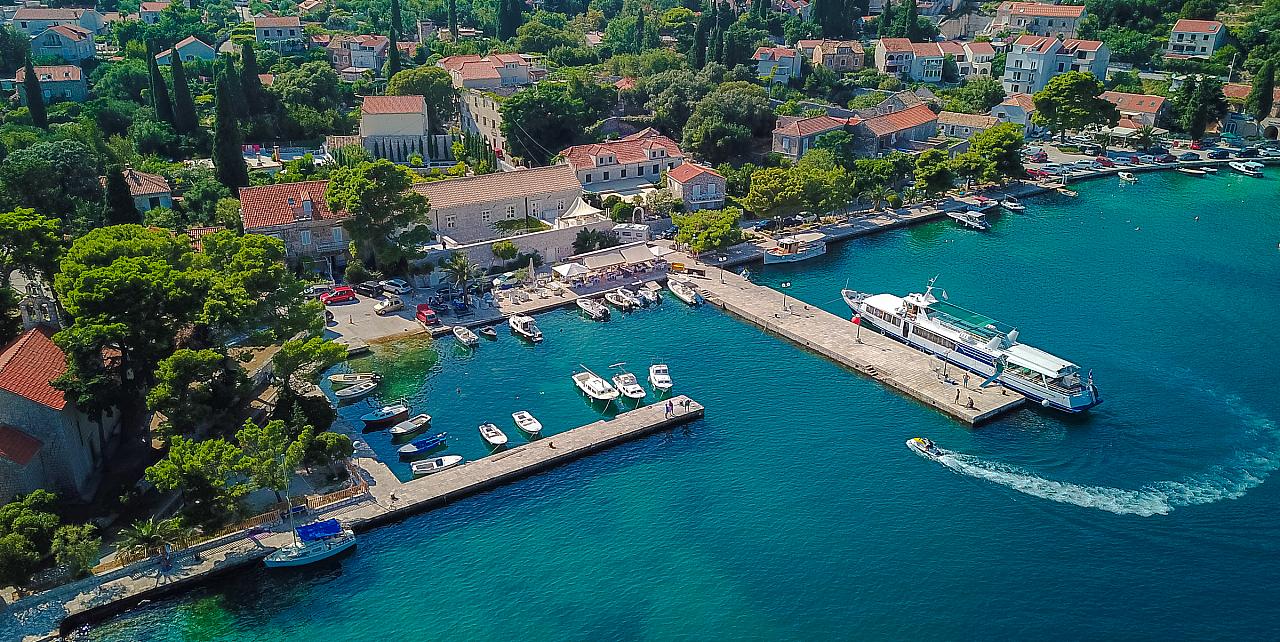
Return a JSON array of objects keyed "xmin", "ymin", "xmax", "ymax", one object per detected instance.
[
  {"xmin": 582, "ymin": 251, "xmax": 626, "ymax": 270},
  {"xmin": 620, "ymin": 245, "xmax": 655, "ymax": 264},
  {"xmin": 553, "ymin": 262, "xmax": 589, "ymax": 277}
]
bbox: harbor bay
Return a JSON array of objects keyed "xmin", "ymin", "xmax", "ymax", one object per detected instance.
[{"xmin": 85, "ymin": 171, "xmax": 1280, "ymax": 640}]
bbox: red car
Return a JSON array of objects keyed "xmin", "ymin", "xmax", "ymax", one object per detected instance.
[
  {"xmin": 320, "ymin": 286, "xmax": 356, "ymax": 305},
  {"xmin": 1027, "ymin": 152, "xmax": 1049, "ymax": 163},
  {"xmin": 415, "ymin": 304, "xmax": 439, "ymax": 326},
  {"xmin": 1026, "ymin": 168, "xmax": 1050, "ymax": 178},
  {"xmin": 1190, "ymin": 140, "xmax": 1203, "ymax": 150},
  {"xmin": 1093, "ymin": 156, "xmax": 1115, "ymax": 167}
]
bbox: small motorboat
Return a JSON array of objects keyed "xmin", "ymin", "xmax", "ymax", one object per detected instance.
[
  {"xmin": 478, "ymin": 422, "xmax": 508, "ymax": 447},
  {"xmin": 512, "ymin": 410, "xmax": 542, "ymax": 435},
  {"xmin": 999, "ymin": 195, "xmax": 1025, "ymax": 212},
  {"xmin": 411, "ymin": 454, "xmax": 463, "ymax": 476},
  {"xmin": 572, "ymin": 368, "xmax": 620, "ymax": 402},
  {"xmin": 617, "ymin": 288, "xmax": 644, "ymax": 307},
  {"xmin": 1201, "ymin": 165, "xmax": 1218, "ymax": 174},
  {"xmin": 635, "ymin": 282, "xmax": 662, "ymax": 304},
  {"xmin": 361, "ymin": 403, "xmax": 409, "ymax": 426},
  {"xmin": 603, "ymin": 290, "xmax": 633, "ymax": 310},
  {"xmin": 453, "ymin": 325, "xmax": 480, "ymax": 347},
  {"xmin": 764, "ymin": 233, "xmax": 827, "ymax": 264},
  {"xmin": 947, "ymin": 209, "xmax": 990, "ymax": 230},
  {"xmin": 1177, "ymin": 167, "xmax": 1206, "ymax": 176},
  {"xmin": 1118, "ymin": 171, "xmax": 1138, "ymax": 183},
  {"xmin": 648, "ymin": 364, "xmax": 673, "ymax": 392},
  {"xmin": 264, "ymin": 519, "xmax": 356, "ymax": 568},
  {"xmin": 328, "ymin": 372, "xmax": 380, "ymax": 386},
  {"xmin": 334, "ymin": 379, "xmax": 377, "ymax": 401},
  {"xmin": 906, "ymin": 437, "xmax": 944, "ymax": 460},
  {"xmin": 479, "ymin": 326, "xmax": 498, "ymax": 339},
  {"xmin": 509, "ymin": 314, "xmax": 543, "ymax": 342},
  {"xmin": 397, "ymin": 432, "xmax": 448, "ymax": 457},
  {"xmin": 1229, "ymin": 161, "xmax": 1262, "ymax": 177},
  {"xmin": 389, "ymin": 413, "xmax": 432, "ymax": 437},
  {"xmin": 668, "ymin": 279, "xmax": 701, "ymax": 306},
  {"xmin": 577, "ymin": 297, "xmax": 610, "ymax": 321},
  {"xmin": 609, "ymin": 363, "xmax": 646, "ymax": 400}
]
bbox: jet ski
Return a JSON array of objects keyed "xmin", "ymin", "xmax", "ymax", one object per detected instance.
[{"xmin": 906, "ymin": 437, "xmax": 944, "ymax": 459}]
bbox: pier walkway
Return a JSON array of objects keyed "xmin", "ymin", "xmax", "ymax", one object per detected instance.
[
  {"xmin": 688, "ymin": 269, "xmax": 1023, "ymax": 424},
  {"xmin": 10, "ymin": 398, "xmax": 703, "ymax": 641}
]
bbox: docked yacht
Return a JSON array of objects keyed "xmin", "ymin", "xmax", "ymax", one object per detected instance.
[
  {"xmin": 572, "ymin": 368, "xmax": 620, "ymax": 402},
  {"xmin": 1229, "ymin": 161, "xmax": 1262, "ymax": 177},
  {"xmin": 509, "ymin": 314, "xmax": 543, "ymax": 342},
  {"xmin": 264, "ymin": 519, "xmax": 356, "ymax": 568},
  {"xmin": 999, "ymin": 195, "xmax": 1026, "ymax": 212},
  {"xmin": 610, "ymin": 365, "xmax": 647, "ymax": 400},
  {"xmin": 667, "ymin": 278, "xmax": 702, "ymax": 305},
  {"xmin": 648, "ymin": 364, "xmax": 673, "ymax": 392},
  {"xmin": 764, "ymin": 233, "xmax": 827, "ymax": 264},
  {"xmin": 947, "ymin": 210, "xmax": 990, "ymax": 230},
  {"xmin": 841, "ymin": 279, "xmax": 1101, "ymax": 413},
  {"xmin": 577, "ymin": 297, "xmax": 610, "ymax": 320}
]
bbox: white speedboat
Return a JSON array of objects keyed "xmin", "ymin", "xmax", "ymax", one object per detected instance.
[
  {"xmin": 1176, "ymin": 167, "xmax": 1206, "ymax": 176},
  {"xmin": 264, "ymin": 519, "xmax": 356, "ymax": 568},
  {"xmin": 509, "ymin": 314, "xmax": 543, "ymax": 342},
  {"xmin": 947, "ymin": 209, "xmax": 990, "ymax": 230},
  {"xmin": 328, "ymin": 372, "xmax": 379, "ymax": 386},
  {"xmin": 1201, "ymin": 165, "xmax": 1218, "ymax": 174},
  {"xmin": 453, "ymin": 325, "xmax": 479, "ymax": 347},
  {"xmin": 512, "ymin": 410, "xmax": 542, "ymax": 435},
  {"xmin": 577, "ymin": 297, "xmax": 610, "ymax": 321},
  {"xmin": 764, "ymin": 232, "xmax": 827, "ymax": 264},
  {"xmin": 361, "ymin": 403, "xmax": 409, "ymax": 426},
  {"xmin": 610, "ymin": 370, "xmax": 647, "ymax": 400},
  {"xmin": 618, "ymin": 287, "xmax": 645, "ymax": 307},
  {"xmin": 637, "ymin": 282, "xmax": 662, "ymax": 304},
  {"xmin": 668, "ymin": 279, "xmax": 701, "ymax": 305},
  {"xmin": 411, "ymin": 454, "xmax": 463, "ymax": 476},
  {"xmin": 906, "ymin": 437, "xmax": 944, "ymax": 460},
  {"xmin": 1229, "ymin": 161, "xmax": 1262, "ymax": 177},
  {"xmin": 333, "ymin": 379, "xmax": 377, "ymax": 401},
  {"xmin": 999, "ymin": 195, "xmax": 1026, "ymax": 212},
  {"xmin": 389, "ymin": 413, "xmax": 432, "ymax": 436},
  {"xmin": 572, "ymin": 369, "xmax": 620, "ymax": 402},
  {"xmin": 648, "ymin": 364, "xmax": 673, "ymax": 392},
  {"xmin": 478, "ymin": 422, "xmax": 508, "ymax": 447},
  {"xmin": 604, "ymin": 290, "xmax": 633, "ymax": 310},
  {"xmin": 1118, "ymin": 171, "xmax": 1138, "ymax": 183},
  {"xmin": 842, "ymin": 278, "xmax": 1101, "ymax": 413}
]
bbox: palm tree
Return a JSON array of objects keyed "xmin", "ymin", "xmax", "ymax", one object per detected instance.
[
  {"xmin": 867, "ymin": 185, "xmax": 892, "ymax": 211},
  {"xmin": 116, "ymin": 517, "xmax": 191, "ymax": 563},
  {"xmin": 1132, "ymin": 125, "xmax": 1157, "ymax": 152},
  {"xmin": 441, "ymin": 252, "xmax": 481, "ymax": 302}
]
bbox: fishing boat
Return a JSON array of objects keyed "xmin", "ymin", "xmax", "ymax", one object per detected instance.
[
  {"xmin": 1177, "ymin": 167, "xmax": 1207, "ymax": 176},
  {"xmin": 333, "ymin": 379, "xmax": 377, "ymax": 401},
  {"xmin": 478, "ymin": 422, "xmax": 508, "ymax": 447},
  {"xmin": 411, "ymin": 454, "xmax": 463, "ymax": 476},
  {"xmin": 648, "ymin": 363, "xmax": 673, "ymax": 392},
  {"xmin": 264, "ymin": 518, "xmax": 356, "ymax": 568},
  {"xmin": 609, "ymin": 363, "xmax": 646, "ymax": 400},
  {"xmin": 617, "ymin": 287, "xmax": 645, "ymax": 307},
  {"xmin": 479, "ymin": 326, "xmax": 498, "ymax": 339},
  {"xmin": 764, "ymin": 233, "xmax": 827, "ymax": 264},
  {"xmin": 668, "ymin": 278, "xmax": 701, "ymax": 306},
  {"xmin": 397, "ymin": 432, "xmax": 448, "ymax": 457},
  {"xmin": 361, "ymin": 403, "xmax": 409, "ymax": 426},
  {"xmin": 1118, "ymin": 171, "xmax": 1138, "ymax": 183},
  {"xmin": 577, "ymin": 297, "xmax": 610, "ymax": 321},
  {"xmin": 603, "ymin": 290, "xmax": 633, "ymax": 310},
  {"xmin": 509, "ymin": 314, "xmax": 543, "ymax": 342},
  {"xmin": 572, "ymin": 368, "xmax": 620, "ymax": 402},
  {"xmin": 453, "ymin": 326, "xmax": 480, "ymax": 347},
  {"xmin": 947, "ymin": 210, "xmax": 990, "ymax": 231},
  {"xmin": 841, "ymin": 278, "xmax": 1101, "ymax": 413},
  {"xmin": 906, "ymin": 437, "xmax": 944, "ymax": 461},
  {"xmin": 999, "ymin": 195, "xmax": 1026, "ymax": 212},
  {"xmin": 389, "ymin": 413, "xmax": 432, "ymax": 437},
  {"xmin": 1229, "ymin": 161, "xmax": 1262, "ymax": 177},
  {"xmin": 328, "ymin": 372, "xmax": 380, "ymax": 386},
  {"xmin": 512, "ymin": 411, "xmax": 542, "ymax": 435}
]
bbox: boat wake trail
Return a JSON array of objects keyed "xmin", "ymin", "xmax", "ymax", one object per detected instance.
[{"xmin": 927, "ymin": 395, "xmax": 1280, "ymax": 517}]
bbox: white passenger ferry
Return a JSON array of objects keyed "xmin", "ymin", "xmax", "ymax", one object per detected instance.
[{"xmin": 842, "ymin": 279, "xmax": 1101, "ymax": 413}]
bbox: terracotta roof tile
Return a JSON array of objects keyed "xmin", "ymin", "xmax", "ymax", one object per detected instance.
[
  {"xmin": 98, "ymin": 168, "xmax": 170, "ymax": 197},
  {"xmin": 0, "ymin": 327, "xmax": 68, "ymax": 411},
  {"xmin": 1001, "ymin": 93, "xmax": 1037, "ymax": 111},
  {"xmin": 964, "ymin": 41, "xmax": 995, "ymax": 56},
  {"xmin": 254, "ymin": 16, "xmax": 301, "ymax": 27},
  {"xmin": 879, "ymin": 38, "xmax": 914, "ymax": 53},
  {"xmin": 15, "ymin": 65, "xmax": 82, "ymax": 83},
  {"xmin": 411, "ymin": 165, "xmax": 580, "ymax": 210},
  {"xmin": 1101, "ymin": 91, "xmax": 1167, "ymax": 114},
  {"xmin": 564, "ymin": 129, "xmax": 684, "ymax": 169},
  {"xmin": 361, "ymin": 95, "xmax": 425, "ymax": 114},
  {"xmin": 139, "ymin": 1, "xmax": 171, "ymax": 11},
  {"xmin": 861, "ymin": 103, "xmax": 937, "ymax": 136},
  {"xmin": 938, "ymin": 111, "xmax": 998, "ymax": 128},
  {"xmin": 0, "ymin": 425, "xmax": 42, "ymax": 466},
  {"xmin": 13, "ymin": 8, "xmax": 88, "ymax": 19},
  {"xmin": 238, "ymin": 181, "xmax": 343, "ymax": 230},
  {"xmin": 45, "ymin": 25, "xmax": 92, "ymax": 41},
  {"xmin": 1171, "ymin": 19, "xmax": 1223, "ymax": 34},
  {"xmin": 667, "ymin": 163, "xmax": 723, "ymax": 183},
  {"xmin": 1001, "ymin": 1, "xmax": 1085, "ymax": 18},
  {"xmin": 774, "ymin": 114, "xmax": 850, "ymax": 137},
  {"xmin": 752, "ymin": 46, "xmax": 797, "ymax": 61}
]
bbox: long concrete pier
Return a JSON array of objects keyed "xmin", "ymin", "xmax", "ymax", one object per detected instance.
[
  {"xmin": 689, "ymin": 269, "xmax": 1024, "ymax": 424},
  {"xmin": 9, "ymin": 398, "xmax": 703, "ymax": 641}
]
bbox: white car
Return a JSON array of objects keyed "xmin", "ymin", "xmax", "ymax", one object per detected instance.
[
  {"xmin": 374, "ymin": 295, "xmax": 404, "ymax": 316},
  {"xmin": 1112, "ymin": 157, "xmax": 1133, "ymax": 166},
  {"xmin": 1260, "ymin": 148, "xmax": 1280, "ymax": 158},
  {"xmin": 380, "ymin": 278, "xmax": 412, "ymax": 294},
  {"xmin": 1137, "ymin": 155, "xmax": 1155, "ymax": 164}
]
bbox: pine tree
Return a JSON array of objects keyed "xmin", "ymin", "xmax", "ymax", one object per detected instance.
[
  {"xmin": 213, "ymin": 71, "xmax": 249, "ymax": 190},
  {"xmin": 240, "ymin": 42, "xmax": 266, "ymax": 116},
  {"xmin": 634, "ymin": 9, "xmax": 646, "ymax": 54},
  {"xmin": 1172, "ymin": 75, "xmax": 1197, "ymax": 127},
  {"xmin": 1246, "ymin": 61, "xmax": 1275, "ymax": 123},
  {"xmin": 103, "ymin": 167, "xmax": 142, "ymax": 225},
  {"xmin": 879, "ymin": 0, "xmax": 895, "ymax": 37},
  {"xmin": 170, "ymin": 56, "xmax": 197, "ymax": 135},
  {"xmin": 22, "ymin": 57, "xmax": 47, "ymax": 129},
  {"xmin": 448, "ymin": 0, "xmax": 459, "ymax": 39},
  {"xmin": 149, "ymin": 49, "xmax": 175, "ymax": 125}
]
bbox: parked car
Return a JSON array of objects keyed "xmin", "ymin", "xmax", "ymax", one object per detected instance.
[
  {"xmin": 1260, "ymin": 148, "xmax": 1280, "ymax": 158},
  {"xmin": 415, "ymin": 304, "xmax": 438, "ymax": 326},
  {"xmin": 1236, "ymin": 147, "xmax": 1261, "ymax": 158},
  {"xmin": 1093, "ymin": 156, "xmax": 1115, "ymax": 167},
  {"xmin": 380, "ymin": 278, "xmax": 412, "ymax": 294},
  {"xmin": 1206, "ymin": 149, "xmax": 1231, "ymax": 160},
  {"xmin": 320, "ymin": 286, "xmax": 356, "ymax": 305},
  {"xmin": 1146, "ymin": 146, "xmax": 1170, "ymax": 155},
  {"xmin": 1079, "ymin": 144, "xmax": 1102, "ymax": 156},
  {"xmin": 306, "ymin": 284, "xmax": 334, "ymax": 300},
  {"xmin": 1155, "ymin": 154, "xmax": 1177, "ymax": 164},
  {"xmin": 1177, "ymin": 152, "xmax": 1200, "ymax": 161},
  {"xmin": 1027, "ymin": 152, "xmax": 1049, "ymax": 163},
  {"xmin": 1111, "ymin": 156, "xmax": 1133, "ymax": 166},
  {"xmin": 374, "ymin": 295, "xmax": 403, "ymax": 316},
  {"xmin": 1190, "ymin": 140, "xmax": 1203, "ymax": 150},
  {"xmin": 1137, "ymin": 155, "xmax": 1156, "ymax": 164},
  {"xmin": 1026, "ymin": 168, "xmax": 1050, "ymax": 178},
  {"xmin": 353, "ymin": 281, "xmax": 382, "ymax": 297}
]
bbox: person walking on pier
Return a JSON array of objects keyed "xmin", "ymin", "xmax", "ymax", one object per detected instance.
[
  {"xmin": 955, "ymin": 388, "xmax": 961, "ymax": 404},
  {"xmin": 665, "ymin": 400, "xmax": 674, "ymax": 418},
  {"xmin": 962, "ymin": 374, "xmax": 970, "ymax": 389}
]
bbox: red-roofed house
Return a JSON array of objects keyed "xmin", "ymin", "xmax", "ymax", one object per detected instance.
[
  {"xmin": 1167, "ymin": 19, "xmax": 1226, "ymax": 58},
  {"xmin": 875, "ymin": 38, "xmax": 915, "ymax": 77},
  {"xmin": 254, "ymin": 16, "xmax": 303, "ymax": 51},
  {"xmin": 139, "ymin": 1, "xmax": 172, "ymax": 24},
  {"xmin": 98, "ymin": 167, "xmax": 173, "ymax": 212},
  {"xmin": 991, "ymin": 2, "xmax": 1087, "ymax": 38},
  {"xmin": 878, "ymin": 39, "xmax": 999, "ymax": 83},
  {"xmin": 31, "ymin": 24, "xmax": 95, "ymax": 62},
  {"xmin": 797, "ymin": 39, "xmax": 864, "ymax": 72},
  {"xmin": 438, "ymin": 53, "xmax": 534, "ymax": 89},
  {"xmin": 154, "ymin": 35, "xmax": 216, "ymax": 65},
  {"xmin": 773, "ymin": 114, "xmax": 854, "ymax": 160},
  {"xmin": 14, "ymin": 65, "xmax": 86, "ymax": 106},
  {"xmin": 0, "ymin": 327, "xmax": 121, "ymax": 502},
  {"xmin": 772, "ymin": 0, "xmax": 811, "ymax": 19},
  {"xmin": 752, "ymin": 46, "xmax": 802, "ymax": 84},
  {"xmin": 238, "ymin": 181, "xmax": 350, "ymax": 262},
  {"xmin": 990, "ymin": 92, "xmax": 1047, "ymax": 137},
  {"xmin": 563, "ymin": 128, "xmax": 685, "ymax": 193},
  {"xmin": 12, "ymin": 7, "xmax": 105, "ymax": 35},
  {"xmin": 1002, "ymin": 35, "xmax": 1110, "ymax": 94},
  {"xmin": 1220, "ymin": 83, "xmax": 1280, "ymax": 139},
  {"xmin": 666, "ymin": 163, "xmax": 726, "ymax": 211},
  {"xmin": 853, "ymin": 102, "xmax": 940, "ymax": 155},
  {"xmin": 1100, "ymin": 91, "xmax": 1168, "ymax": 127},
  {"xmin": 327, "ymin": 34, "xmax": 389, "ymax": 73},
  {"xmin": 325, "ymin": 95, "xmax": 434, "ymax": 163}
]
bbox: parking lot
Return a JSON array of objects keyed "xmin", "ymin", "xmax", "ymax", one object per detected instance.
[{"xmin": 1020, "ymin": 135, "xmax": 1280, "ymax": 179}]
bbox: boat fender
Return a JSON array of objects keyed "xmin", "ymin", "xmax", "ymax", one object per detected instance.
[{"xmin": 1041, "ymin": 399, "xmax": 1051, "ymax": 408}]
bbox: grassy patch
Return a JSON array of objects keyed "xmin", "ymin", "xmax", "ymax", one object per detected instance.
[{"xmin": 493, "ymin": 216, "xmax": 552, "ymax": 234}]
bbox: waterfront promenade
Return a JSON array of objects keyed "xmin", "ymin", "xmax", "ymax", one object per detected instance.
[{"xmin": 7, "ymin": 398, "xmax": 703, "ymax": 641}]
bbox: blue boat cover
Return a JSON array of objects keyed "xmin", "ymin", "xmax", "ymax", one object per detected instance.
[{"xmin": 296, "ymin": 519, "xmax": 343, "ymax": 542}]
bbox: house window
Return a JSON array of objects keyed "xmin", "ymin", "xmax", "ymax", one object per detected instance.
[
  {"xmin": 332, "ymin": 227, "xmax": 343, "ymax": 244},
  {"xmin": 445, "ymin": 214, "xmax": 456, "ymax": 228},
  {"xmin": 482, "ymin": 210, "xmax": 492, "ymax": 222},
  {"xmin": 652, "ymin": 163, "xmax": 659, "ymax": 174},
  {"xmin": 621, "ymin": 168, "xmax": 627, "ymax": 178},
  {"xmin": 531, "ymin": 201, "xmax": 540, "ymax": 214},
  {"xmin": 505, "ymin": 205, "xmax": 515, "ymax": 219},
  {"xmin": 585, "ymin": 173, "xmax": 592, "ymax": 183},
  {"xmin": 300, "ymin": 230, "xmax": 312, "ymax": 246},
  {"xmin": 557, "ymin": 199, "xmax": 565, "ymax": 210},
  {"xmin": 636, "ymin": 165, "xmax": 644, "ymax": 176},
  {"xmin": 603, "ymin": 171, "xmax": 610, "ymax": 180},
  {"xmin": 148, "ymin": 196, "xmax": 161, "ymax": 209}
]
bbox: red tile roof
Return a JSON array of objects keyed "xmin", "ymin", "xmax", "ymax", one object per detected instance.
[
  {"xmin": 258, "ymin": 73, "xmax": 275, "ymax": 86},
  {"xmin": 879, "ymin": 38, "xmax": 914, "ymax": 53},
  {"xmin": 438, "ymin": 54, "xmax": 530, "ymax": 82},
  {"xmin": 1001, "ymin": 93, "xmax": 1037, "ymax": 111},
  {"xmin": 564, "ymin": 128, "xmax": 684, "ymax": 169},
  {"xmin": 98, "ymin": 168, "xmax": 169, "ymax": 197},
  {"xmin": 361, "ymin": 95, "xmax": 425, "ymax": 114},
  {"xmin": 254, "ymin": 16, "xmax": 301, "ymax": 27},
  {"xmin": 774, "ymin": 114, "xmax": 851, "ymax": 137},
  {"xmin": 1014, "ymin": 34, "xmax": 1058, "ymax": 53},
  {"xmin": 861, "ymin": 103, "xmax": 938, "ymax": 136},
  {"xmin": 667, "ymin": 163, "xmax": 723, "ymax": 183},
  {"xmin": 46, "ymin": 24, "xmax": 91, "ymax": 41},
  {"xmin": 185, "ymin": 226, "xmax": 224, "ymax": 251},
  {"xmin": 1222, "ymin": 82, "xmax": 1280, "ymax": 102},
  {"xmin": 139, "ymin": 1, "xmax": 171, "ymax": 11},
  {"xmin": 0, "ymin": 327, "xmax": 68, "ymax": 411},
  {"xmin": 1171, "ymin": 19, "xmax": 1223, "ymax": 34},
  {"xmin": 614, "ymin": 77, "xmax": 636, "ymax": 90},
  {"xmin": 1062, "ymin": 38, "xmax": 1104, "ymax": 53},
  {"xmin": 938, "ymin": 111, "xmax": 999, "ymax": 128},
  {"xmin": 12, "ymin": 7, "xmax": 89, "ymax": 19},
  {"xmin": 238, "ymin": 181, "xmax": 343, "ymax": 230},
  {"xmin": 752, "ymin": 46, "xmax": 797, "ymax": 61},
  {"xmin": 15, "ymin": 65, "xmax": 82, "ymax": 83},
  {"xmin": 1101, "ymin": 91, "xmax": 1167, "ymax": 114},
  {"xmin": 1001, "ymin": 1, "xmax": 1085, "ymax": 18},
  {"xmin": 412, "ymin": 165, "xmax": 580, "ymax": 209},
  {"xmin": 964, "ymin": 41, "xmax": 996, "ymax": 56},
  {"xmin": 0, "ymin": 425, "xmax": 42, "ymax": 466}
]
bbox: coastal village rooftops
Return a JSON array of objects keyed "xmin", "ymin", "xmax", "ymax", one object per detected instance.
[
  {"xmin": 1062, "ymin": 39, "xmax": 1104, "ymax": 52},
  {"xmin": 139, "ymin": 1, "xmax": 171, "ymax": 12},
  {"xmin": 1001, "ymin": 93, "xmax": 1037, "ymax": 111},
  {"xmin": 44, "ymin": 25, "xmax": 91, "ymax": 41},
  {"xmin": 797, "ymin": 39, "xmax": 863, "ymax": 54},
  {"xmin": 411, "ymin": 165, "xmax": 580, "ymax": 209},
  {"xmin": 752, "ymin": 46, "xmax": 797, "ymax": 61},
  {"xmin": 774, "ymin": 114, "xmax": 855, "ymax": 137},
  {"xmin": 563, "ymin": 128, "xmax": 684, "ymax": 169},
  {"xmin": 1100, "ymin": 91, "xmax": 1167, "ymax": 114},
  {"xmin": 999, "ymin": 1, "xmax": 1086, "ymax": 18},
  {"xmin": 1012, "ymin": 35, "xmax": 1104, "ymax": 54},
  {"xmin": 861, "ymin": 103, "xmax": 937, "ymax": 136},
  {"xmin": 667, "ymin": 162, "xmax": 723, "ymax": 183},
  {"xmin": 1171, "ymin": 18, "xmax": 1223, "ymax": 34},
  {"xmin": 12, "ymin": 7, "xmax": 93, "ymax": 20},
  {"xmin": 879, "ymin": 38, "xmax": 915, "ymax": 53},
  {"xmin": 937, "ymin": 111, "xmax": 999, "ymax": 128},
  {"xmin": 238, "ymin": 180, "xmax": 342, "ymax": 230},
  {"xmin": 964, "ymin": 41, "xmax": 996, "ymax": 56},
  {"xmin": 98, "ymin": 168, "xmax": 170, "ymax": 197},
  {"xmin": 154, "ymin": 35, "xmax": 211, "ymax": 60},
  {"xmin": 254, "ymin": 16, "xmax": 301, "ymax": 28},
  {"xmin": 1223, "ymin": 82, "xmax": 1280, "ymax": 102},
  {"xmin": 14, "ymin": 65, "xmax": 81, "ymax": 83},
  {"xmin": 360, "ymin": 95, "xmax": 425, "ymax": 114},
  {"xmin": 0, "ymin": 327, "xmax": 68, "ymax": 411}
]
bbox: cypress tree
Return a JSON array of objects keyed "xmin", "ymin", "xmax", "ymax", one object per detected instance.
[
  {"xmin": 391, "ymin": 0, "xmax": 403, "ymax": 36},
  {"xmin": 103, "ymin": 166, "xmax": 142, "ymax": 225},
  {"xmin": 221, "ymin": 55, "xmax": 247, "ymax": 119},
  {"xmin": 750, "ymin": 0, "xmax": 766, "ymax": 19},
  {"xmin": 448, "ymin": 0, "xmax": 459, "ymax": 39},
  {"xmin": 149, "ymin": 50, "xmax": 175, "ymax": 125},
  {"xmin": 691, "ymin": 11, "xmax": 709, "ymax": 69},
  {"xmin": 213, "ymin": 71, "xmax": 249, "ymax": 190},
  {"xmin": 497, "ymin": 0, "xmax": 521, "ymax": 40},
  {"xmin": 634, "ymin": 9, "xmax": 646, "ymax": 54},
  {"xmin": 1246, "ymin": 61, "xmax": 1275, "ymax": 123},
  {"xmin": 170, "ymin": 56, "xmax": 197, "ymax": 134},
  {"xmin": 22, "ymin": 57, "xmax": 47, "ymax": 129},
  {"xmin": 388, "ymin": 25, "xmax": 402, "ymax": 77},
  {"xmin": 240, "ymin": 42, "xmax": 266, "ymax": 116},
  {"xmin": 879, "ymin": 0, "xmax": 895, "ymax": 37},
  {"xmin": 896, "ymin": 0, "xmax": 919, "ymax": 40}
]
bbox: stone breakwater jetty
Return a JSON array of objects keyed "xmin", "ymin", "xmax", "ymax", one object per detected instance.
[
  {"xmin": 691, "ymin": 269, "xmax": 1024, "ymax": 425},
  {"xmin": 7, "ymin": 397, "xmax": 704, "ymax": 641}
]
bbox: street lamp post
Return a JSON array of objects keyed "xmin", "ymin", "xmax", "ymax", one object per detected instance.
[{"xmin": 780, "ymin": 281, "xmax": 792, "ymax": 312}]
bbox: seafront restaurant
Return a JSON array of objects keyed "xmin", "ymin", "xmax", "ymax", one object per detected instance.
[
  {"xmin": 552, "ymin": 243, "xmax": 669, "ymax": 289},
  {"xmin": 1093, "ymin": 122, "xmax": 1169, "ymax": 147}
]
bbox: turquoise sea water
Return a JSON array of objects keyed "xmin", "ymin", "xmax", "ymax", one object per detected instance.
[{"xmin": 89, "ymin": 171, "xmax": 1280, "ymax": 640}]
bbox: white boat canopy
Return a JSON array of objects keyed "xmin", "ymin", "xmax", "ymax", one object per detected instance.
[{"xmin": 553, "ymin": 262, "xmax": 589, "ymax": 278}]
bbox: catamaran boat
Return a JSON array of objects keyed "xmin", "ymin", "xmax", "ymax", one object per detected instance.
[
  {"xmin": 999, "ymin": 195, "xmax": 1026, "ymax": 212},
  {"xmin": 509, "ymin": 314, "xmax": 543, "ymax": 342},
  {"xmin": 328, "ymin": 372, "xmax": 380, "ymax": 386},
  {"xmin": 668, "ymin": 278, "xmax": 702, "ymax": 305},
  {"xmin": 453, "ymin": 326, "xmax": 480, "ymax": 347},
  {"xmin": 764, "ymin": 233, "xmax": 827, "ymax": 264},
  {"xmin": 1119, "ymin": 171, "xmax": 1138, "ymax": 183},
  {"xmin": 389, "ymin": 413, "xmax": 432, "ymax": 437},
  {"xmin": 478, "ymin": 422, "xmax": 508, "ymax": 447},
  {"xmin": 841, "ymin": 279, "xmax": 1101, "ymax": 413},
  {"xmin": 572, "ymin": 368, "xmax": 620, "ymax": 402},
  {"xmin": 411, "ymin": 454, "xmax": 463, "ymax": 476},
  {"xmin": 648, "ymin": 364, "xmax": 673, "ymax": 392},
  {"xmin": 604, "ymin": 290, "xmax": 634, "ymax": 310},
  {"xmin": 512, "ymin": 410, "xmax": 542, "ymax": 435},
  {"xmin": 617, "ymin": 288, "xmax": 645, "ymax": 308},
  {"xmin": 1229, "ymin": 161, "xmax": 1262, "ymax": 177},
  {"xmin": 906, "ymin": 437, "xmax": 944, "ymax": 460},
  {"xmin": 264, "ymin": 519, "xmax": 356, "ymax": 568},
  {"xmin": 398, "ymin": 432, "xmax": 448, "ymax": 457},
  {"xmin": 361, "ymin": 403, "xmax": 409, "ymax": 426},
  {"xmin": 947, "ymin": 210, "xmax": 990, "ymax": 231},
  {"xmin": 610, "ymin": 365, "xmax": 647, "ymax": 400},
  {"xmin": 333, "ymin": 379, "xmax": 377, "ymax": 401},
  {"xmin": 577, "ymin": 297, "xmax": 610, "ymax": 320}
]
